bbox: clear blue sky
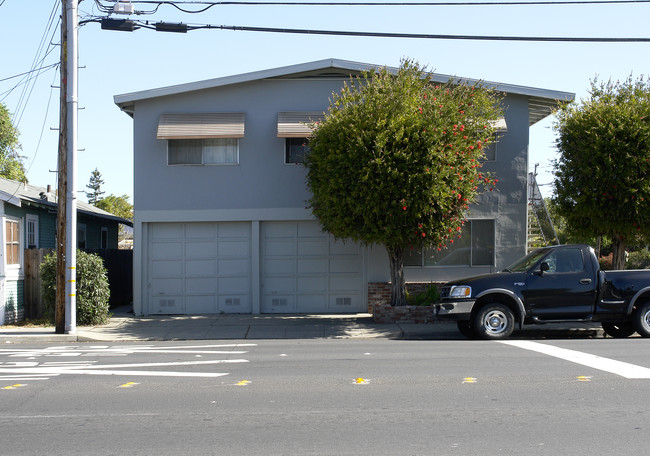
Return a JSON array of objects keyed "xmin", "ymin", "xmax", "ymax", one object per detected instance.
[{"xmin": 1, "ymin": 0, "xmax": 648, "ymax": 201}]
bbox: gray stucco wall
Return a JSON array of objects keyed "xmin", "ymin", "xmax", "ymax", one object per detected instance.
[{"xmin": 133, "ymin": 78, "xmax": 348, "ymax": 212}]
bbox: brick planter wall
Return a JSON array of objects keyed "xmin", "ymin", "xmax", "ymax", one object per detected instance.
[{"xmin": 369, "ymin": 282, "xmax": 443, "ymax": 324}]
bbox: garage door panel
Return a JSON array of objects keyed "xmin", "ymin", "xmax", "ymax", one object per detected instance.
[
  {"xmin": 185, "ymin": 223, "xmax": 216, "ymax": 238},
  {"xmin": 297, "ymin": 277, "xmax": 327, "ymax": 292},
  {"xmin": 185, "ymin": 277, "xmax": 216, "ymax": 294},
  {"xmin": 264, "ymin": 259, "xmax": 295, "ymax": 274},
  {"xmin": 185, "ymin": 241, "xmax": 216, "ymax": 259},
  {"xmin": 219, "ymin": 296, "xmax": 251, "ymax": 312},
  {"xmin": 297, "ymin": 258, "xmax": 328, "ymax": 274},
  {"xmin": 151, "ymin": 260, "xmax": 183, "ymax": 278},
  {"xmin": 152, "ymin": 296, "xmax": 185, "ymax": 314},
  {"xmin": 151, "ymin": 223, "xmax": 183, "ymax": 239},
  {"xmin": 330, "ymin": 275, "xmax": 362, "ymax": 291},
  {"xmin": 219, "ymin": 240, "xmax": 250, "ymax": 256},
  {"xmin": 218, "ymin": 277, "xmax": 249, "ymax": 294},
  {"xmin": 265, "ymin": 240, "xmax": 296, "ymax": 256},
  {"xmin": 186, "ymin": 295, "xmax": 217, "ymax": 313},
  {"xmin": 218, "ymin": 222, "xmax": 251, "ymax": 238},
  {"xmin": 330, "ymin": 258, "xmax": 362, "ymax": 273},
  {"xmin": 264, "ymin": 221, "xmax": 297, "ymax": 238},
  {"xmin": 330, "ymin": 295, "xmax": 359, "ymax": 310},
  {"xmin": 265, "ymin": 277, "xmax": 296, "ymax": 293},
  {"xmin": 297, "ymin": 240, "xmax": 328, "ymax": 256},
  {"xmin": 295, "ymin": 294, "xmax": 327, "ymax": 312},
  {"xmin": 297, "ymin": 221, "xmax": 326, "ymax": 238},
  {"xmin": 218, "ymin": 258, "xmax": 250, "ymax": 275},
  {"xmin": 263, "ymin": 295, "xmax": 295, "ymax": 313},
  {"xmin": 151, "ymin": 278, "xmax": 183, "ymax": 295},
  {"xmin": 151, "ymin": 242, "xmax": 183, "ymax": 259},
  {"xmin": 185, "ymin": 260, "xmax": 216, "ymax": 277}
]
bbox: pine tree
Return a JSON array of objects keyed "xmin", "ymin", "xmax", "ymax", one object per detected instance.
[{"xmin": 86, "ymin": 168, "xmax": 105, "ymax": 205}]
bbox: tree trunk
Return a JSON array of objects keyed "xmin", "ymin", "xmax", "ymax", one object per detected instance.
[
  {"xmin": 386, "ymin": 246, "xmax": 407, "ymax": 307},
  {"xmin": 611, "ymin": 234, "xmax": 627, "ymax": 270}
]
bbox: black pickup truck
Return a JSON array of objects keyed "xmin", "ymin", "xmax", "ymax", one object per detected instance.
[{"xmin": 435, "ymin": 244, "xmax": 650, "ymax": 339}]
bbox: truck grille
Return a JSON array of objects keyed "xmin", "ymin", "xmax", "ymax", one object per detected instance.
[{"xmin": 439, "ymin": 286, "xmax": 451, "ymax": 299}]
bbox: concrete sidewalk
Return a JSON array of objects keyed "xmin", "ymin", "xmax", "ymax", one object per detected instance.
[{"xmin": 1, "ymin": 306, "xmax": 604, "ymax": 343}]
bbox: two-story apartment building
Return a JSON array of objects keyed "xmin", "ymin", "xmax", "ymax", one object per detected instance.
[{"xmin": 115, "ymin": 59, "xmax": 574, "ymax": 316}]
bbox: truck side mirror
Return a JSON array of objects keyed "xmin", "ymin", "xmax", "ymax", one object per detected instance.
[{"xmin": 539, "ymin": 262, "xmax": 550, "ymax": 274}]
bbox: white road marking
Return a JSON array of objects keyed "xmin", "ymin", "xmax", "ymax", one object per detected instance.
[{"xmin": 500, "ymin": 340, "xmax": 650, "ymax": 379}]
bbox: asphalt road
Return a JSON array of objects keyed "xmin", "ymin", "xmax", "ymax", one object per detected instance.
[{"xmin": 2, "ymin": 338, "xmax": 649, "ymax": 455}]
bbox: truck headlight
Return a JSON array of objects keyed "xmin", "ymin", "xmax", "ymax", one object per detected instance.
[{"xmin": 449, "ymin": 285, "xmax": 472, "ymax": 298}]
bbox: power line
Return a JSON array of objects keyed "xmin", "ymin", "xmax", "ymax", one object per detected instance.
[
  {"xmin": 0, "ymin": 63, "xmax": 60, "ymax": 84},
  {"xmin": 91, "ymin": 19, "xmax": 650, "ymax": 41}
]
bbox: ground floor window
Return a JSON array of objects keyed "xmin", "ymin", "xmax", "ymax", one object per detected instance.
[
  {"xmin": 5, "ymin": 219, "xmax": 20, "ymax": 265},
  {"xmin": 404, "ymin": 219, "xmax": 495, "ymax": 267},
  {"xmin": 285, "ymin": 138, "xmax": 310, "ymax": 164}
]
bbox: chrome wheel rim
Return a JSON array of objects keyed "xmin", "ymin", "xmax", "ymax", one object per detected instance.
[
  {"xmin": 643, "ymin": 308, "xmax": 650, "ymax": 332},
  {"xmin": 483, "ymin": 310, "xmax": 508, "ymax": 334}
]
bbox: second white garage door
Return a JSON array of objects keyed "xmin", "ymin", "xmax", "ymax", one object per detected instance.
[{"xmin": 261, "ymin": 221, "xmax": 365, "ymax": 313}]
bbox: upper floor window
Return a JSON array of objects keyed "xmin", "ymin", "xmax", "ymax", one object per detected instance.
[
  {"xmin": 278, "ymin": 112, "xmax": 323, "ymax": 164},
  {"xmin": 404, "ymin": 219, "xmax": 495, "ymax": 267},
  {"xmin": 78, "ymin": 224, "xmax": 87, "ymax": 250},
  {"xmin": 285, "ymin": 138, "xmax": 310, "ymax": 164},
  {"xmin": 26, "ymin": 214, "xmax": 38, "ymax": 249},
  {"xmin": 168, "ymin": 138, "xmax": 239, "ymax": 165},
  {"xmin": 157, "ymin": 112, "xmax": 244, "ymax": 166}
]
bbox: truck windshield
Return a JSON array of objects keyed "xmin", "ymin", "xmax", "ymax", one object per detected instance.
[{"xmin": 504, "ymin": 249, "xmax": 550, "ymax": 272}]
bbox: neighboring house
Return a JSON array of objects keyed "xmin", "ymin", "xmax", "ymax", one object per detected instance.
[
  {"xmin": 114, "ymin": 58, "xmax": 574, "ymax": 316},
  {"xmin": 0, "ymin": 177, "xmax": 132, "ymax": 325}
]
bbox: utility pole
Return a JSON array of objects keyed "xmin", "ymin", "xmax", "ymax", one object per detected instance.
[{"xmin": 56, "ymin": 0, "xmax": 78, "ymax": 334}]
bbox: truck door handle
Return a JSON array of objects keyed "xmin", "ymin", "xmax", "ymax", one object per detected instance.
[{"xmin": 580, "ymin": 278, "xmax": 592, "ymax": 284}]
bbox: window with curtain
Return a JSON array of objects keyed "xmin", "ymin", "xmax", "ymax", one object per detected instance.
[
  {"xmin": 168, "ymin": 138, "xmax": 238, "ymax": 165},
  {"xmin": 403, "ymin": 219, "xmax": 495, "ymax": 267}
]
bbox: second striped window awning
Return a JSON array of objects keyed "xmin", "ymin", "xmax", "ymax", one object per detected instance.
[{"xmin": 277, "ymin": 112, "xmax": 325, "ymax": 138}]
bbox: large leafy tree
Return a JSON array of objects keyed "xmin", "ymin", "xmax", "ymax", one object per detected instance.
[
  {"xmin": 95, "ymin": 194, "xmax": 133, "ymax": 221},
  {"xmin": 306, "ymin": 60, "xmax": 503, "ymax": 306},
  {"xmin": 0, "ymin": 103, "xmax": 27, "ymax": 181},
  {"xmin": 553, "ymin": 76, "xmax": 650, "ymax": 270}
]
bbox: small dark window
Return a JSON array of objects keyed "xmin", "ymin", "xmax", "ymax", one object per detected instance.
[{"xmin": 285, "ymin": 138, "xmax": 310, "ymax": 164}]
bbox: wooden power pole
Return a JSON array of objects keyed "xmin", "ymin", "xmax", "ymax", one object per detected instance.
[{"xmin": 56, "ymin": 0, "xmax": 78, "ymax": 334}]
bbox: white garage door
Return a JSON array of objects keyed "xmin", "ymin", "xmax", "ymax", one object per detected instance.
[
  {"xmin": 262, "ymin": 221, "xmax": 365, "ymax": 313},
  {"xmin": 148, "ymin": 222, "xmax": 251, "ymax": 314}
]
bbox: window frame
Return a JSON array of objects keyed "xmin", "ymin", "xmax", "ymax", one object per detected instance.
[
  {"xmin": 101, "ymin": 227, "xmax": 109, "ymax": 249},
  {"xmin": 5, "ymin": 218, "xmax": 21, "ymax": 268},
  {"xmin": 167, "ymin": 138, "xmax": 240, "ymax": 166},
  {"xmin": 284, "ymin": 137, "xmax": 310, "ymax": 165},
  {"xmin": 26, "ymin": 214, "xmax": 39, "ymax": 249}
]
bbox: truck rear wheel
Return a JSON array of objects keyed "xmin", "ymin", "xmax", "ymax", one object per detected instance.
[
  {"xmin": 472, "ymin": 303, "xmax": 515, "ymax": 340},
  {"xmin": 602, "ymin": 322, "xmax": 636, "ymax": 338},
  {"xmin": 633, "ymin": 302, "xmax": 650, "ymax": 338}
]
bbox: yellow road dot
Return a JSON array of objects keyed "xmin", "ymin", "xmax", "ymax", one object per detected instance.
[
  {"xmin": 355, "ymin": 378, "xmax": 368, "ymax": 384},
  {"xmin": 236, "ymin": 380, "xmax": 251, "ymax": 386},
  {"xmin": 2, "ymin": 384, "xmax": 26, "ymax": 390},
  {"xmin": 463, "ymin": 377, "xmax": 478, "ymax": 384},
  {"xmin": 577, "ymin": 376, "xmax": 592, "ymax": 382},
  {"xmin": 118, "ymin": 382, "xmax": 140, "ymax": 388}
]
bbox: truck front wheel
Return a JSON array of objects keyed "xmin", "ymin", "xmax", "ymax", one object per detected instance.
[
  {"xmin": 472, "ymin": 303, "xmax": 515, "ymax": 340},
  {"xmin": 633, "ymin": 302, "xmax": 650, "ymax": 338}
]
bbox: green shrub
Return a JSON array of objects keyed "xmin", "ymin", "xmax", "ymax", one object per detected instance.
[
  {"xmin": 407, "ymin": 284, "xmax": 440, "ymax": 306},
  {"xmin": 41, "ymin": 250, "xmax": 111, "ymax": 325},
  {"xmin": 626, "ymin": 249, "xmax": 650, "ymax": 269}
]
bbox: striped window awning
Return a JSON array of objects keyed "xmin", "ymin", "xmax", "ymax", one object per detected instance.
[
  {"xmin": 277, "ymin": 112, "xmax": 325, "ymax": 138},
  {"xmin": 157, "ymin": 113, "xmax": 245, "ymax": 139}
]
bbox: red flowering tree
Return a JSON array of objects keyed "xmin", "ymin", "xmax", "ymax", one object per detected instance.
[
  {"xmin": 306, "ymin": 60, "xmax": 503, "ymax": 306},
  {"xmin": 553, "ymin": 76, "xmax": 650, "ymax": 270}
]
